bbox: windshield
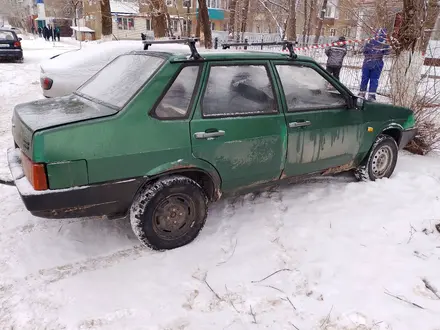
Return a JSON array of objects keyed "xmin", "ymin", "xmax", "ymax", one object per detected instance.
[{"xmin": 76, "ymin": 54, "xmax": 164, "ymax": 109}]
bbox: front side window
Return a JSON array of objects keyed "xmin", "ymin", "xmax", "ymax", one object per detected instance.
[
  {"xmin": 76, "ymin": 54, "xmax": 164, "ymax": 109},
  {"xmin": 154, "ymin": 65, "xmax": 200, "ymax": 119},
  {"xmin": 202, "ymin": 65, "xmax": 277, "ymax": 117},
  {"xmin": 276, "ymin": 65, "xmax": 347, "ymax": 112}
]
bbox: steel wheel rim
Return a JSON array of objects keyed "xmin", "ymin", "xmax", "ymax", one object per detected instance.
[
  {"xmin": 371, "ymin": 145, "xmax": 393, "ymax": 178},
  {"xmin": 152, "ymin": 193, "xmax": 196, "ymax": 240}
]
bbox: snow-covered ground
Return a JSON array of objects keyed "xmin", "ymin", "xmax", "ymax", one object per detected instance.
[{"xmin": 1, "ymin": 38, "xmax": 440, "ymax": 330}]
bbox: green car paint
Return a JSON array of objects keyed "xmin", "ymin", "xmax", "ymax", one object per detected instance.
[{"xmin": 9, "ymin": 48, "xmax": 416, "ymax": 219}]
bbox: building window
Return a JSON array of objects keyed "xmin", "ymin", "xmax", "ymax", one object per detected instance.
[
  {"xmin": 183, "ymin": 0, "xmax": 192, "ymax": 8},
  {"xmin": 117, "ymin": 17, "xmax": 135, "ymax": 30},
  {"xmin": 166, "ymin": 0, "xmax": 176, "ymax": 6},
  {"xmin": 146, "ymin": 19, "xmax": 152, "ymax": 31},
  {"xmin": 207, "ymin": 0, "xmax": 220, "ymax": 8},
  {"xmin": 325, "ymin": 5, "xmax": 336, "ymax": 18},
  {"xmin": 342, "ymin": 27, "xmax": 351, "ymax": 37},
  {"xmin": 329, "ymin": 28, "xmax": 336, "ymax": 36}
]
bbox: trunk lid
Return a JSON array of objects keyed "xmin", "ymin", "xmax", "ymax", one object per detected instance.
[{"xmin": 12, "ymin": 94, "xmax": 117, "ymax": 157}]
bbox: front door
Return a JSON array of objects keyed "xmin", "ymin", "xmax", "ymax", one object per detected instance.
[
  {"xmin": 273, "ymin": 62, "xmax": 365, "ymax": 176},
  {"xmin": 190, "ymin": 61, "xmax": 287, "ymax": 192}
]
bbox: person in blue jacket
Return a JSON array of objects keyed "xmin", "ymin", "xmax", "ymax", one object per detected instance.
[{"xmin": 359, "ymin": 28, "xmax": 391, "ymax": 101}]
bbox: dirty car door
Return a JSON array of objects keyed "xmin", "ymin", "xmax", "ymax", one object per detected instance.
[
  {"xmin": 190, "ymin": 62, "xmax": 286, "ymax": 192},
  {"xmin": 274, "ymin": 62, "xmax": 364, "ymax": 176}
]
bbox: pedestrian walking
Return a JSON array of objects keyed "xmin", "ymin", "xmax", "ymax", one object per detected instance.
[
  {"xmin": 37, "ymin": 26, "xmax": 42, "ymax": 37},
  {"xmin": 358, "ymin": 28, "xmax": 391, "ymax": 101},
  {"xmin": 48, "ymin": 25, "xmax": 54, "ymax": 41},
  {"xmin": 43, "ymin": 25, "xmax": 49, "ymax": 41},
  {"xmin": 31, "ymin": 25, "xmax": 35, "ymax": 35},
  {"xmin": 55, "ymin": 26, "xmax": 60, "ymax": 41},
  {"xmin": 325, "ymin": 36, "xmax": 347, "ymax": 80}
]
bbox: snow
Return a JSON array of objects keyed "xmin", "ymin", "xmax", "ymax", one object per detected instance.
[
  {"xmin": 110, "ymin": 0, "xmax": 139, "ymax": 14},
  {"xmin": 1, "ymin": 37, "xmax": 440, "ymax": 330}
]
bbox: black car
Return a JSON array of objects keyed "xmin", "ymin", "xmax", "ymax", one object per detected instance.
[{"xmin": 0, "ymin": 29, "xmax": 23, "ymax": 62}]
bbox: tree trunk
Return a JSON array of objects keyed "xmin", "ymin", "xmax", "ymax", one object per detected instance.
[
  {"xmin": 241, "ymin": 0, "xmax": 250, "ymax": 34},
  {"xmin": 100, "ymin": 0, "xmax": 112, "ymax": 38},
  {"xmin": 314, "ymin": 0, "xmax": 328, "ymax": 44},
  {"xmin": 228, "ymin": 0, "xmax": 237, "ymax": 38},
  {"xmin": 390, "ymin": 0, "xmax": 439, "ymax": 109},
  {"xmin": 198, "ymin": 0, "xmax": 212, "ymax": 48},
  {"xmin": 302, "ymin": 0, "xmax": 308, "ymax": 44},
  {"xmin": 150, "ymin": 0, "xmax": 168, "ymax": 38},
  {"xmin": 286, "ymin": 0, "xmax": 297, "ymax": 40},
  {"xmin": 306, "ymin": 0, "xmax": 315, "ymax": 44},
  {"xmin": 196, "ymin": 13, "xmax": 201, "ymax": 37}
]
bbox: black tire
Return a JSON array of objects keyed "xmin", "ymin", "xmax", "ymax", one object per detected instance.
[
  {"xmin": 130, "ymin": 175, "xmax": 208, "ymax": 250},
  {"xmin": 354, "ymin": 134, "xmax": 398, "ymax": 181}
]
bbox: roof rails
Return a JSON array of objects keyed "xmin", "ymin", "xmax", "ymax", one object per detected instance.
[
  {"xmin": 142, "ymin": 38, "xmax": 202, "ymax": 60},
  {"xmin": 222, "ymin": 40, "xmax": 298, "ymax": 59}
]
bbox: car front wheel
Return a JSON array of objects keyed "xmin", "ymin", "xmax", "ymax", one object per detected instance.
[
  {"xmin": 130, "ymin": 175, "xmax": 208, "ymax": 250},
  {"xmin": 354, "ymin": 134, "xmax": 398, "ymax": 181}
]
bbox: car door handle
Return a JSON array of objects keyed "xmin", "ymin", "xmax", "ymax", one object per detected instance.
[
  {"xmin": 194, "ymin": 130, "xmax": 225, "ymax": 139},
  {"xmin": 289, "ymin": 121, "xmax": 311, "ymax": 128}
]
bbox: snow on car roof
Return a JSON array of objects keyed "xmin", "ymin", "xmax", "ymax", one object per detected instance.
[{"xmin": 40, "ymin": 40, "xmax": 143, "ymax": 72}]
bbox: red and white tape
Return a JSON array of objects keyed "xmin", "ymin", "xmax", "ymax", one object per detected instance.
[{"xmin": 280, "ymin": 35, "xmax": 395, "ymax": 52}]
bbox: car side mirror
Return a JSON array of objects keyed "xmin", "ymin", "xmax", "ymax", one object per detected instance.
[
  {"xmin": 355, "ymin": 96, "xmax": 364, "ymax": 110},
  {"xmin": 18, "ymin": 37, "xmax": 22, "ymax": 41}
]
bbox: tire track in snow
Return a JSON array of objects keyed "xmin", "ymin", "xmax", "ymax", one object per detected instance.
[{"xmin": 26, "ymin": 244, "xmax": 148, "ymax": 285}]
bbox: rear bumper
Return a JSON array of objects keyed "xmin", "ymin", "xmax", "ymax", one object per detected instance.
[
  {"xmin": 7, "ymin": 148, "xmax": 144, "ymax": 219},
  {"xmin": 399, "ymin": 128, "xmax": 417, "ymax": 149},
  {"xmin": 0, "ymin": 49, "xmax": 23, "ymax": 59}
]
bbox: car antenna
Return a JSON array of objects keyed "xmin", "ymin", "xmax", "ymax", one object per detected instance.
[
  {"xmin": 221, "ymin": 40, "xmax": 298, "ymax": 59},
  {"xmin": 142, "ymin": 37, "xmax": 202, "ymax": 60}
]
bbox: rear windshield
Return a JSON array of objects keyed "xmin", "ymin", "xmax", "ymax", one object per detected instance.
[
  {"xmin": 76, "ymin": 54, "xmax": 164, "ymax": 109},
  {"xmin": 0, "ymin": 31, "xmax": 16, "ymax": 41}
]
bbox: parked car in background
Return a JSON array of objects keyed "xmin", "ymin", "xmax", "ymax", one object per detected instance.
[
  {"xmin": 8, "ymin": 40, "xmax": 417, "ymax": 251},
  {"xmin": 0, "ymin": 29, "xmax": 23, "ymax": 62},
  {"xmin": 39, "ymin": 41, "xmax": 142, "ymax": 98}
]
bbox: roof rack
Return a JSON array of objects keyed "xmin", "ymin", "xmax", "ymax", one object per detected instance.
[
  {"xmin": 142, "ymin": 37, "xmax": 202, "ymax": 60},
  {"xmin": 221, "ymin": 40, "xmax": 298, "ymax": 59}
]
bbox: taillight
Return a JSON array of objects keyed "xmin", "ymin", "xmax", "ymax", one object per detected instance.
[
  {"xmin": 13, "ymin": 41, "xmax": 21, "ymax": 48},
  {"xmin": 21, "ymin": 153, "xmax": 48, "ymax": 191},
  {"xmin": 41, "ymin": 77, "xmax": 53, "ymax": 90}
]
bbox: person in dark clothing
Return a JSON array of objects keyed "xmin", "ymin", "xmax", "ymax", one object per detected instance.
[
  {"xmin": 325, "ymin": 36, "xmax": 347, "ymax": 80},
  {"xmin": 48, "ymin": 25, "xmax": 54, "ymax": 41},
  {"xmin": 55, "ymin": 26, "xmax": 61, "ymax": 41},
  {"xmin": 37, "ymin": 26, "xmax": 42, "ymax": 37},
  {"xmin": 43, "ymin": 26, "xmax": 49, "ymax": 41},
  {"xmin": 359, "ymin": 28, "xmax": 391, "ymax": 101}
]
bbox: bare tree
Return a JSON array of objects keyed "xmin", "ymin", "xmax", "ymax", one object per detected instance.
[
  {"xmin": 314, "ymin": 0, "xmax": 328, "ymax": 43},
  {"xmin": 286, "ymin": 0, "xmax": 297, "ymax": 40},
  {"xmin": 228, "ymin": 0, "xmax": 237, "ymax": 37},
  {"xmin": 198, "ymin": 0, "xmax": 212, "ymax": 48},
  {"xmin": 389, "ymin": 0, "xmax": 439, "ymax": 108}
]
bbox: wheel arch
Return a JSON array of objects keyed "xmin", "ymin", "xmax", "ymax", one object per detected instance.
[
  {"xmin": 138, "ymin": 160, "xmax": 222, "ymax": 202},
  {"xmin": 381, "ymin": 124, "xmax": 403, "ymax": 145}
]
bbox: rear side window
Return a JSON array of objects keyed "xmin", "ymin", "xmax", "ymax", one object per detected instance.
[
  {"xmin": 76, "ymin": 54, "xmax": 164, "ymax": 109},
  {"xmin": 276, "ymin": 65, "xmax": 347, "ymax": 112},
  {"xmin": 154, "ymin": 65, "xmax": 200, "ymax": 119},
  {"xmin": 0, "ymin": 31, "xmax": 16, "ymax": 41},
  {"xmin": 202, "ymin": 65, "xmax": 277, "ymax": 117}
]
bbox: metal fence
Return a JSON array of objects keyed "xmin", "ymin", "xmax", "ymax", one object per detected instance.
[{"xmin": 211, "ymin": 36, "xmax": 440, "ymax": 101}]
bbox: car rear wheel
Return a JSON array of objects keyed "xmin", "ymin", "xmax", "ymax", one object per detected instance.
[
  {"xmin": 354, "ymin": 134, "xmax": 398, "ymax": 181},
  {"xmin": 130, "ymin": 175, "xmax": 208, "ymax": 250}
]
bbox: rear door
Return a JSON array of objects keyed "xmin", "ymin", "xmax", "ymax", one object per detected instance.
[
  {"xmin": 272, "ymin": 61, "xmax": 365, "ymax": 176},
  {"xmin": 190, "ymin": 61, "xmax": 287, "ymax": 192}
]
